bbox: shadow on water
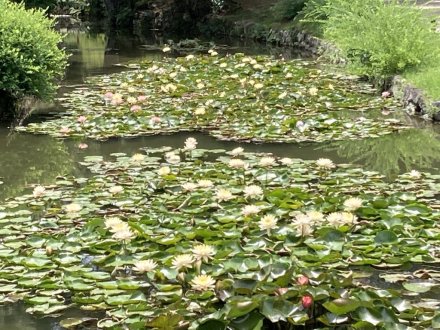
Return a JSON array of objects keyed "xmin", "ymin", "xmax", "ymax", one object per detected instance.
[{"xmin": 0, "ymin": 28, "xmax": 439, "ymax": 328}]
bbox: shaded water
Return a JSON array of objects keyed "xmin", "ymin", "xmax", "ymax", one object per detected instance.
[{"xmin": 0, "ymin": 29, "xmax": 439, "ymax": 328}]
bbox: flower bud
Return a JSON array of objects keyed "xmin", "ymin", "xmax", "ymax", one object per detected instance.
[{"xmin": 301, "ymin": 295, "xmax": 313, "ymax": 309}]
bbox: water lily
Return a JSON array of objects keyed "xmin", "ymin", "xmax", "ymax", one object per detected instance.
[
  {"xmin": 215, "ymin": 188, "xmax": 234, "ymax": 202},
  {"xmin": 191, "ymin": 274, "xmax": 216, "ymax": 291},
  {"xmin": 219, "ymin": 62, "xmax": 227, "ymax": 68},
  {"xmin": 172, "ymin": 254, "xmax": 194, "ymax": 270},
  {"xmin": 301, "ymin": 295, "xmax": 313, "ymax": 308},
  {"xmin": 194, "ymin": 107, "xmax": 206, "ymax": 115},
  {"xmin": 33, "ymin": 186, "xmax": 46, "ymax": 198},
  {"xmin": 131, "ymin": 153, "xmax": 145, "ymax": 162},
  {"xmin": 306, "ymin": 210, "xmax": 325, "ymax": 223},
  {"xmin": 184, "ymin": 137, "xmax": 198, "ymax": 151},
  {"xmin": 197, "ymin": 180, "xmax": 213, "ymax": 188},
  {"xmin": 64, "ymin": 203, "xmax": 82, "ymax": 213},
  {"xmin": 243, "ymin": 185, "xmax": 263, "ymax": 199},
  {"xmin": 182, "ymin": 182, "xmax": 198, "ymax": 192},
  {"xmin": 137, "ymin": 95, "xmax": 147, "ymax": 102},
  {"xmin": 186, "ymin": 54, "xmax": 195, "ymax": 60},
  {"xmin": 259, "ymin": 214, "xmax": 278, "ymax": 233},
  {"xmin": 210, "ymin": 51, "xmax": 218, "ymax": 56},
  {"xmin": 254, "ymin": 83, "xmax": 264, "ymax": 89},
  {"xmin": 242, "ymin": 205, "xmax": 260, "ymax": 217},
  {"xmin": 343, "ymin": 197, "xmax": 363, "ymax": 211},
  {"xmin": 230, "ymin": 147, "xmax": 244, "ymax": 156},
  {"xmin": 408, "ymin": 170, "xmax": 421, "ymax": 179},
  {"xmin": 77, "ymin": 116, "xmax": 87, "ymax": 124},
  {"xmin": 296, "ymin": 223, "xmax": 313, "ymax": 237},
  {"xmin": 133, "ymin": 259, "xmax": 158, "ymax": 273},
  {"xmin": 104, "ymin": 217, "xmax": 124, "ymax": 230},
  {"xmin": 112, "ymin": 228, "xmax": 135, "ymax": 242},
  {"xmin": 130, "ymin": 105, "xmax": 141, "ymax": 112},
  {"xmin": 158, "ymin": 166, "xmax": 171, "ymax": 176},
  {"xmin": 229, "ymin": 159, "xmax": 248, "ymax": 169},
  {"xmin": 308, "ymin": 87, "xmax": 318, "ymax": 96},
  {"xmin": 109, "ymin": 185, "xmax": 124, "ymax": 194},
  {"xmin": 59, "ymin": 126, "xmax": 71, "ymax": 134},
  {"xmin": 192, "ymin": 244, "xmax": 215, "ymax": 262},
  {"xmin": 111, "ymin": 93, "xmax": 123, "ymax": 105},
  {"xmin": 165, "ymin": 152, "xmax": 180, "ymax": 164},
  {"xmin": 316, "ymin": 158, "xmax": 335, "ymax": 169},
  {"xmin": 259, "ymin": 157, "xmax": 276, "ymax": 167},
  {"xmin": 280, "ymin": 158, "xmax": 293, "ymax": 165},
  {"xmin": 162, "ymin": 46, "xmax": 171, "ymax": 53},
  {"xmin": 297, "ymin": 275, "xmax": 309, "ymax": 286},
  {"xmin": 382, "ymin": 91, "xmax": 391, "ymax": 98},
  {"xmin": 327, "ymin": 212, "xmax": 356, "ymax": 226},
  {"xmin": 78, "ymin": 143, "xmax": 88, "ymax": 149}
]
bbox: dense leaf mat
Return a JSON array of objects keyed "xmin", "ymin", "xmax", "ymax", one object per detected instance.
[
  {"xmin": 18, "ymin": 54, "xmax": 407, "ymax": 142},
  {"xmin": 0, "ymin": 142, "xmax": 439, "ymax": 329}
]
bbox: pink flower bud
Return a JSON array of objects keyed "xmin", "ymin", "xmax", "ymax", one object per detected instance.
[
  {"xmin": 297, "ymin": 275, "xmax": 309, "ymax": 286},
  {"xmin": 301, "ymin": 295, "xmax": 313, "ymax": 309}
]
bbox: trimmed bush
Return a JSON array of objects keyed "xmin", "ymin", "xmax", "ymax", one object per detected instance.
[
  {"xmin": 307, "ymin": 0, "xmax": 440, "ymax": 83},
  {"xmin": 0, "ymin": 0, "xmax": 68, "ymax": 114}
]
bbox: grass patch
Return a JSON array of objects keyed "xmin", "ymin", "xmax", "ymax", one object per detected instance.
[{"xmin": 404, "ymin": 64, "xmax": 440, "ymax": 101}]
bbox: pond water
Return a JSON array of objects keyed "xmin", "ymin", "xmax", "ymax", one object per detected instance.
[{"xmin": 0, "ymin": 29, "xmax": 439, "ymax": 329}]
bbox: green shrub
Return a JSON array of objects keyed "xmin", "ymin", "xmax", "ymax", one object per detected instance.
[
  {"xmin": 306, "ymin": 0, "xmax": 440, "ymax": 82},
  {"xmin": 0, "ymin": 0, "xmax": 68, "ymax": 103},
  {"xmin": 271, "ymin": 0, "xmax": 307, "ymax": 21}
]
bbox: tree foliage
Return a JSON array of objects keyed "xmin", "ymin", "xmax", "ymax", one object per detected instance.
[{"xmin": 0, "ymin": 0, "xmax": 68, "ymax": 102}]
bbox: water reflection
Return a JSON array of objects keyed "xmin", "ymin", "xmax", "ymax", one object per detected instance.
[
  {"xmin": 0, "ymin": 129, "xmax": 74, "ymax": 200},
  {"xmin": 323, "ymin": 128, "xmax": 440, "ymax": 179}
]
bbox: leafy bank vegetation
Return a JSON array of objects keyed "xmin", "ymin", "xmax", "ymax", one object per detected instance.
[{"xmin": 0, "ymin": 0, "xmax": 67, "ymax": 121}]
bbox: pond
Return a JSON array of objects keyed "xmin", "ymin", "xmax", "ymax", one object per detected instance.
[{"xmin": 0, "ymin": 30, "xmax": 439, "ymax": 329}]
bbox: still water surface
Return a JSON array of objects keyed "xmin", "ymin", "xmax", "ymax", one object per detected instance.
[{"xmin": 0, "ymin": 30, "xmax": 439, "ymax": 329}]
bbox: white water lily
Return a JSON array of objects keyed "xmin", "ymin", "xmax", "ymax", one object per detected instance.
[
  {"xmin": 109, "ymin": 186, "xmax": 124, "ymax": 194},
  {"xmin": 127, "ymin": 96, "xmax": 137, "ymax": 104},
  {"xmin": 254, "ymin": 83, "xmax": 264, "ymax": 89},
  {"xmin": 191, "ymin": 274, "xmax": 216, "ymax": 291},
  {"xmin": 231, "ymin": 147, "xmax": 244, "ymax": 156},
  {"xmin": 294, "ymin": 213, "xmax": 310, "ymax": 225},
  {"xmin": 184, "ymin": 137, "xmax": 198, "ymax": 151},
  {"xmin": 104, "ymin": 217, "xmax": 123, "ymax": 229},
  {"xmin": 158, "ymin": 166, "xmax": 171, "ymax": 176},
  {"xmin": 343, "ymin": 197, "xmax": 363, "ymax": 211},
  {"xmin": 215, "ymin": 188, "xmax": 234, "ymax": 202},
  {"xmin": 192, "ymin": 244, "xmax": 215, "ymax": 262},
  {"xmin": 182, "ymin": 182, "xmax": 198, "ymax": 192},
  {"xmin": 243, "ymin": 185, "xmax": 263, "ymax": 199},
  {"xmin": 133, "ymin": 259, "xmax": 158, "ymax": 273},
  {"xmin": 259, "ymin": 157, "xmax": 276, "ymax": 167},
  {"xmin": 308, "ymin": 87, "xmax": 318, "ymax": 96},
  {"xmin": 197, "ymin": 180, "xmax": 213, "ymax": 188},
  {"xmin": 306, "ymin": 211, "xmax": 325, "ymax": 223},
  {"xmin": 408, "ymin": 170, "xmax": 421, "ymax": 179},
  {"xmin": 259, "ymin": 214, "xmax": 278, "ymax": 232},
  {"xmin": 131, "ymin": 153, "xmax": 145, "ymax": 162},
  {"xmin": 242, "ymin": 205, "xmax": 260, "ymax": 217},
  {"xmin": 172, "ymin": 254, "xmax": 194, "ymax": 270},
  {"xmin": 165, "ymin": 152, "xmax": 180, "ymax": 164},
  {"xmin": 107, "ymin": 221, "xmax": 130, "ymax": 233},
  {"xmin": 112, "ymin": 228, "xmax": 135, "ymax": 241},
  {"xmin": 162, "ymin": 46, "xmax": 171, "ymax": 53},
  {"xmin": 280, "ymin": 158, "xmax": 293, "ymax": 165},
  {"xmin": 194, "ymin": 107, "xmax": 206, "ymax": 115},
  {"xmin": 229, "ymin": 159, "xmax": 248, "ymax": 169},
  {"xmin": 65, "ymin": 203, "xmax": 82, "ymax": 213},
  {"xmin": 327, "ymin": 212, "xmax": 356, "ymax": 226},
  {"xmin": 33, "ymin": 186, "xmax": 46, "ymax": 198},
  {"xmin": 296, "ymin": 223, "xmax": 313, "ymax": 236},
  {"xmin": 316, "ymin": 158, "xmax": 335, "ymax": 169},
  {"xmin": 186, "ymin": 54, "xmax": 195, "ymax": 60}
]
